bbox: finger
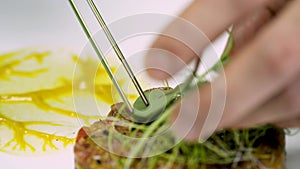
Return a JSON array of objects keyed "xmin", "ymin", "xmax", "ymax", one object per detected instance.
[
  {"xmin": 230, "ymin": 9, "xmax": 272, "ymax": 55},
  {"xmin": 233, "ymin": 76, "xmax": 300, "ymax": 128},
  {"xmin": 170, "ymin": 83, "xmax": 212, "ymax": 141},
  {"xmin": 146, "ymin": 0, "xmax": 267, "ymax": 79},
  {"xmin": 230, "ymin": 0, "xmax": 288, "ymax": 55},
  {"xmin": 171, "ymin": 0, "xmax": 300, "ymax": 141},
  {"xmin": 275, "ymin": 116, "xmax": 300, "ymax": 128},
  {"xmin": 219, "ymin": 0, "xmax": 300, "ymax": 129}
]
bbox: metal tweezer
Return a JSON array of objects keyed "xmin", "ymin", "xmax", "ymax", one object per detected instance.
[{"xmin": 69, "ymin": 0, "xmax": 149, "ymax": 112}]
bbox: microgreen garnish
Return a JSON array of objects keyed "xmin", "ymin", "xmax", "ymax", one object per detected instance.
[{"xmin": 105, "ymin": 32, "xmax": 284, "ymax": 169}]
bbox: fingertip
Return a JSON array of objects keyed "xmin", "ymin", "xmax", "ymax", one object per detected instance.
[
  {"xmin": 169, "ymin": 104, "xmax": 180, "ymax": 124},
  {"xmin": 145, "ymin": 48, "xmax": 184, "ymax": 80},
  {"xmin": 146, "ymin": 68, "xmax": 171, "ymax": 80},
  {"xmin": 144, "ymin": 48, "xmax": 169, "ymax": 80},
  {"xmin": 169, "ymin": 104, "xmax": 190, "ymax": 140},
  {"xmin": 168, "ymin": 93, "xmax": 203, "ymax": 142}
]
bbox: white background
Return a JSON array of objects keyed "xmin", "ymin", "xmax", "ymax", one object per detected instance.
[{"xmin": 0, "ymin": 0, "xmax": 299, "ymax": 169}]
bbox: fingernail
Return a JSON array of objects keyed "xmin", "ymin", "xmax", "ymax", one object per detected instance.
[
  {"xmin": 169, "ymin": 92, "xmax": 203, "ymax": 141},
  {"xmin": 169, "ymin": 89, "xmax": 219, "ymax": 142},
  {"xmin": 145, "ymin": 49, "xmax": 185, "ymax": 80},
  {"xmin": 169, "ymin": 106, "xmax": 187, "ymax": 139}
]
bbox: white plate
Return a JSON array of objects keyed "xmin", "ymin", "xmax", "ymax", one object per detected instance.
[{"xmin": 0, "ymin": 1, "xmax": 299, "ymax": 169}]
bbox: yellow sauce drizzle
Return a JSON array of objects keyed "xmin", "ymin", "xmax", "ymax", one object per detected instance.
[
  {"xmin": 0, "ymin": 113, "xmax": 74, "ymax": 151},
  {"xmin": 0, "ymin": 49, "xmax": 137, "ymax": 154}
]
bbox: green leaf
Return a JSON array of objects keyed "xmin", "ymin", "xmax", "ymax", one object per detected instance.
[{"xmin": 132, "ymin": 89, "xmax": 176, "ymax": 123}]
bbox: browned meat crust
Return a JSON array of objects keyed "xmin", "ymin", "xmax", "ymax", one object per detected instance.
[{"xmin": 74, "ymin": 103, "xmax": 285, "ymax": 169}]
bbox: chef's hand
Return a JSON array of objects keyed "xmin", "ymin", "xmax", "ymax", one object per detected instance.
[{"xmin": 146, "ymin": 0, "xmax": 300, "ymax": 141}]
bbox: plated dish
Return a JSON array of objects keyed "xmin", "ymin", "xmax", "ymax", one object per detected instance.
[{"xmin": 0, "ymin": 1, "xmax": 299, "ymax": 169}]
